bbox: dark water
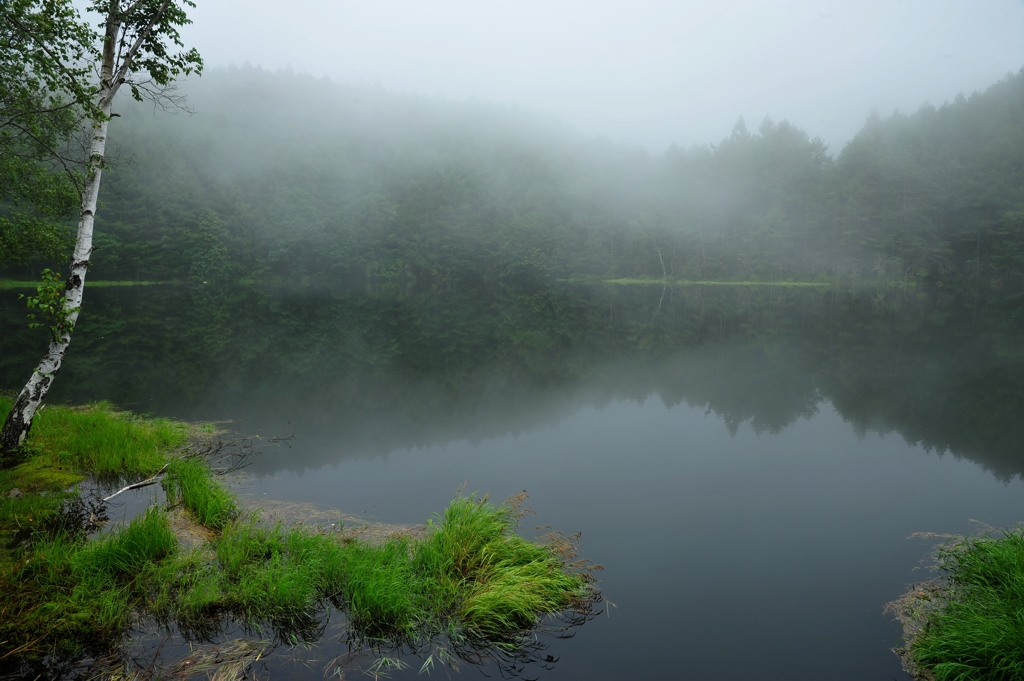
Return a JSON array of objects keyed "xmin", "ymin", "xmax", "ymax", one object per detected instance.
[{"xmin": 4, "ymin": 281, "xmax": 1024, "ymax": 680}]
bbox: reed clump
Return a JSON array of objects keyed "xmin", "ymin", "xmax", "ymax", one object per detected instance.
[
  {"xmin": 415, "ymin": 494, "xmax": 592, "ymax": 641},
  {"xmin": 904, "ymin": 530, "xmax": 1024, "ymax": 680}
]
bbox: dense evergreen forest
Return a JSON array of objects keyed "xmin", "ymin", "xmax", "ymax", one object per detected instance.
[{"xmin": 5, "ymin": 65, "xmax": 1024, "ymax": 289}]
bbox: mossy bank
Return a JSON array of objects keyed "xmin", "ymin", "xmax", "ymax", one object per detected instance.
[{"xmin": 0, "ymin": 396, "xmax": 600, "ymax": 675}]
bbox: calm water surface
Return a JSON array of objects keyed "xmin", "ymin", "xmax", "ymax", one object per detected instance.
[{"xmin": 3, "ymin": 282, "xmax": 1023, "ymax": 680}]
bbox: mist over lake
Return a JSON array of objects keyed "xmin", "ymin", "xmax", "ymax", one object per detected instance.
[{"xmin": 5, "ymin": 39, "xmax": 1024, "ymax": 679}]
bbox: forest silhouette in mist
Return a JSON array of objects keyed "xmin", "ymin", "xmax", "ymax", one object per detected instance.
[{"xmin": 5, "ymin": 65, "xmax": 1023, "ymax": 292}]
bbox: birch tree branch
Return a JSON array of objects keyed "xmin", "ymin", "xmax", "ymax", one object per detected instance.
[
  {"xmin": 110, "ymin": 0, "xmax": 173, "ymax": 94},
  {"xmin": 102, "ymin": 462, "xmax": 169, "ymax": 502}
]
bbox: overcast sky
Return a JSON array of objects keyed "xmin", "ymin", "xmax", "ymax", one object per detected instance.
[{"xmin": 178, "ymin": 0, "xmax": 1024, "ymax": 153}]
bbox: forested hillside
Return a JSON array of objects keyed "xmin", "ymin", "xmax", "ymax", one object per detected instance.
[{"xmin": 5, "ymin": 65, "xmax": 1024, "ymax": 289}]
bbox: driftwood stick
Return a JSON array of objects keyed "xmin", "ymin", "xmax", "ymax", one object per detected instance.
[{"xmin": 102, "ymin": 463, "xmax": 170, "ymax": 502}]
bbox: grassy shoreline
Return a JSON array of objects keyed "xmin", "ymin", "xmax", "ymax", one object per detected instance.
[
  {"xmin": 0, "ymin": 397, "xmax": 598, "ymax": 676},
  {"xmin": 888, "ymin": 530, "xmax": 1024, "ymax": 680}
]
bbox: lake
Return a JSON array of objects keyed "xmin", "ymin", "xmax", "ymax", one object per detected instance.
[{"xmin": 3, "ymin": 281, "xmax": 1023, "ymax": 680}]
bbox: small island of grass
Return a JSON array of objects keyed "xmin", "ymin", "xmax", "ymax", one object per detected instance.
[{"xmin": 0, "ymin": 397, "xmax": 600, "ymax": 677}]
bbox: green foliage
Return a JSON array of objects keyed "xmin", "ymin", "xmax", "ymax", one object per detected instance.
[
  {"xmin": 18, "ymin": 267, "xmax": 74, "ymax": 341},
  {"xmin": 86, "ymin": 0, "xmax": 203, "ymax": 103},
  {"xmin": 911, "ymin": 531, "xmax": 1024, "ymax": 680},
  {"xmin": 181, "ymin": 211, "xmax": 234, "ymax": 284},
  {"xmin": 0, "ymin": 0, "xmax": 95, "ymax": 267},
  {"xmin": 29, "ymin": 64, "xmax": 1020, "ymax": 292},
  {"xmin": 0, "ymin": 167, "xmax": 76, "ymax": 266},
  {"xmin": 0, "ymin": 1, "xmax": 99, "ymax": 119}
]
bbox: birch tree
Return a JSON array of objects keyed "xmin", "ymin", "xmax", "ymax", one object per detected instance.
[{"xmin": 0, "ymin": 0, "xmax": 201, "ymax": 457}]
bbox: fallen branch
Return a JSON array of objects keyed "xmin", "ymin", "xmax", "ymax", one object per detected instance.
[{"xmin": 102, "ymin": 463, "xmax": 169, "ymax": 502}]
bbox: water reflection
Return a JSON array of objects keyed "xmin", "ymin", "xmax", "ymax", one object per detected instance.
[
  {"xmin": 3, "ymin": 283, "xmax": 1022, "ymax": 480},
  {"xmin": 4, "ymin": 283, "xmax": 1024, "ymax": 679}
]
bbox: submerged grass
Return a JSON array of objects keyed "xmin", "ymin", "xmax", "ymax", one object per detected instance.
[
  {"xmin": 0, "ymin": 397, "xmax": 600, "ymax": 674},
  {"xmin": 902, "ymin": 530, "xmax": 1024, "ymax": 680}
]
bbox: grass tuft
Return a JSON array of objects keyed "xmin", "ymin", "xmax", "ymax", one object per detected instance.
[
  {"xmin": 909, "ymin": 530, "xmax": 1024, "ymax": 680},
  {"xmin": 417, "ymin": 495, "xmax": 590, "ymax": 640},
  {"xmin": 0, "ymin": 397, "xmax": 191, "ymax": 665},
  {"xmin": 338, "ymin": 538, "xmax": 422, "ymax": 638},
  {"xmin": 0, "ymin": 506, "xmax": 178, "ymax": 656},
  {"xmin": 163, "ymin": 456, "xmax": 238, "ymax": 529},
  {"xmin": 74, "ymin": 506, "xmax": 177, "ymax": 576}
]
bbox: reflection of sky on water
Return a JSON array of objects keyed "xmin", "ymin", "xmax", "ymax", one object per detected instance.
[{"xmin": 246, "ymin": 398, "xmax": 1024, "ymax": 680}]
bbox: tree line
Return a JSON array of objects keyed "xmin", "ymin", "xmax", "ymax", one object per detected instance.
[{"xmin": 6, "ymin": 64, "xmax": 1023, "ymax": 291}]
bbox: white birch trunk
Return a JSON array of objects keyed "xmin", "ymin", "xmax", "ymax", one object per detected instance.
[
  {"xmin": 0, "ymin": 2, "xmax": 183, "ymax": 457},
  {"xmin": 0, "ymin": 9, "xmax": 120, "ymax": 456},
  {"xmin": 0, "ymin": 105, "xmax": 111, "ymax": 455}
]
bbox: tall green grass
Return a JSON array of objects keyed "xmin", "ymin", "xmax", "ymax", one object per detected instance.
[
  {"xmin": 338, "ymin": 538, "xmax": 423, "ymax": 638},
  {"xmin": 150, "ymin": 492, "xmax": 595, "ymax": 649},
  {"xmin": 3, "ymin": 489, "xmax": 596, "ymax": 669},
  {"xmin": 74, "ymin": 506, "xmax": 177, "ymax": 575},
  {"xmin": 912, "ymin": 531, "xmax": 1024, "ymax": 680},
  {"xmin": 0, "ymin": 398, "xmax": 192, "ymax": 663},
  {"xmin": 163, "ymin": 456, "xmax": 237, "ymax": 529},
  {"xmin": 0, "ymin": 397, "xmax": 188, "ymax": 477},
  {"xmin": 1, "ymin": 397, "xmax": 189, "ymax": 551},
  {"xmin": 31, "ymin": 401, "xmax": 188, "ymax": 476},
  {"xmin": 416, "ymin": 495, "xmax": 589, "ymax": 639},
  {"xmin": 0, "ymin": 506, "xmax": 179, "ymax": 653}
]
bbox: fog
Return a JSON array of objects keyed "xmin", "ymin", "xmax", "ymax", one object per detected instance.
[
  {"xmin": 178, "ymin": 0, "xmax": 1024, "ymax": 152},
  {"xmin": 8, "ymin": 5, "xmax": 1024, "ymax": 676}
]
